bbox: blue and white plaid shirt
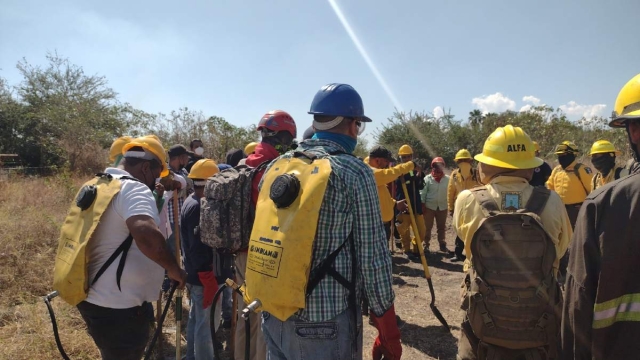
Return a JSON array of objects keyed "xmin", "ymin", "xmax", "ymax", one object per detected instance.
[{"xmin": 260, "ymin": 139, "xmax": 395, "ymax": 321}]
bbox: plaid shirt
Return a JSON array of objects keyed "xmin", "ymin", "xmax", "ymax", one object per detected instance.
[
  {"xmin": 260, "ymin": 139, "xmax": 395, "ymax": 321},
  {"xmin": 167, "ymin": 168, "xmax": 189, "ymax": 229}
]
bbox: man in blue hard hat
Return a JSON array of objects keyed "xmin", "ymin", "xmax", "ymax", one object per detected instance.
[{"xmin": 258, "ymin": 83, "xmax": 401, "ymax": 360}]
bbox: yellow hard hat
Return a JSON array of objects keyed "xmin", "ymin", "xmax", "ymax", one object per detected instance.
[
  {"xmin": 610, "ymin": 73, "xmax": 640, "ymax": 128},
  {"xmin": 454, "ymin": 149, "xmax": 472, "ymax": 161},
  {"xmin": 398, "ymin": 144, "xmax": 413, "ymax": 155},
  {"xmin": 109, "ymin": 136, "xmax": 132, "ymax": 162},
  {"xmin": 122, "ymin": 135, "xmax": 169, "ymax": 177},
  {"xmin": 532, "ymin": 141, "xmax": 540, "ymax": 152},
  {"xmin": 554, "ymin": 140, "xmax": 579, "ymax": 155},
  {"xmin": 590, "ymin": 140, "xmax": 621, "ymax": 156},
  {"xmin": 188, "ymin": 159, "xmax": 219, "ymax": 180},
  {"xmin": 244, "ymin": 142, "xmax": 258, "ymax": 155},
  {"xmin": 474, "ymin": 125, "xmax": 543, "ymax": 169}
]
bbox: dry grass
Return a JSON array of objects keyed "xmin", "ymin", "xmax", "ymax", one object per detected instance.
[{"xmin": 0, "ymin": 175, "xmax": 465, "ymax": 360}]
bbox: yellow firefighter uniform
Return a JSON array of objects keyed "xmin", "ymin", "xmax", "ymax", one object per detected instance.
[
  {"xmin": 546, "ymin": 161, "xmax": 593, "ymax": 205},
  {"xmin": 454, "ymin": 176, "xmax": 572, "ymax": 274},
  {"xmin": 367, "ymin": 159, "xmax": 414, "ymax": 223},
  {"xmin": 447, "ymin": 167, "xmax": 480, "ymax": 212}
]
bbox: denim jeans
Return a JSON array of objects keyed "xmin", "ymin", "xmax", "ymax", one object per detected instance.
[
  {"xmin": 262, "ymin": 307, "xmax": 362, "ymax": 360},
  {"xmin": 186, "ymin": 284, "xmax": 222, "ymax": 360}
]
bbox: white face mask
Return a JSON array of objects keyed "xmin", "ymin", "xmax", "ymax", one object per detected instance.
[{"xmin": 194, "ymin": 147, "xmax": 204, "ymax": 156}]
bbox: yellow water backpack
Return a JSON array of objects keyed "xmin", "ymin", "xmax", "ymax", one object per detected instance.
[
  {"xmin": 53, "ymin": 173, "xmax": 139, "ymax": 306},
  {"xmin": 243, "ymin": 150, "xmax": 357, "ymax": 321}
]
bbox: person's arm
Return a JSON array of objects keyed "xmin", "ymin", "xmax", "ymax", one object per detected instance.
[
  {"xmin": 353, "ymin": 166, "xmax": 395, "ymax": 316},
  {"xmin": 447, "ymin": 172, "xmax": 458, "ymax": 214},
  {"xmin": 372, "ymin": 161, "xmax": 414, "ymax": 186},
  {"xmin": 561, "ymin": 201, "xmax": 599, "ymax": 359},
  {"xmin": 546, "ymin": 167, "xmax": 556, "ymax": 190},
  {"xmin": 126, "ymin": 215, "xmax": 186, "ymax": 288}
]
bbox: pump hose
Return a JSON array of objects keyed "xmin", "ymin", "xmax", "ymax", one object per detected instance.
[
  {"xmin": 245, "ymin": 314, "xmax": 250, "ymax": 360},
  {"xmin": 211, "ymin": 284, "xmax": 227, "ymax": 360},
  {"xmin": 211, "ymin": 283, "xmax": 248, "ymax": 360},
  {"xmin": 43, "ymin": 291, "xmax": 70, "ymax": 360},
  {"xmin": 143, "ymin": 283, "xmax": 177, "ymax": 360}
]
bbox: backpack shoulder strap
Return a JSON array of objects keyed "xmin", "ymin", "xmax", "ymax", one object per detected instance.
[
  {"xmin": 91, "ymin": 234, "xmax": 134, "ymax": 291},
  {"xmin": 523, "ymin": 187, "xmax": 550, "ymax": 216},
  {"xmin": 470, "ymin": 187, "xmax": 499, "ymax": 217},
  {"xmin": 572, "ymin": 163, "xmax": 589, "ymax": 195}
]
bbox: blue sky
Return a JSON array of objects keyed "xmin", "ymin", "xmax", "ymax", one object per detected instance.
[{"xmin": 2, "ymin": 0, "xmax": 639, "ymax": 144}]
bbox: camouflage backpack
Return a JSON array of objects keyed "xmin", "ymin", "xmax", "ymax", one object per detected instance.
[
  {"xmin": 462, "ymin": 187, "xmax": 561, "ymax": 359},
  {"xmin": 200, "ymin": 163, "xmax": 268, "ymax": 252}
]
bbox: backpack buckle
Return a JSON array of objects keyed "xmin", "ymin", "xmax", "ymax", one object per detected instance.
[
  {"xmin": 536, "ymin": 312, "xmax": 549, "ymax": 330},
  {"xmin": 481, "ymin": 311, "xmax": 495, "ymax": 329},
  {"xmin": 535, "ymin": 281, "xmax": 549, "ymax": 301},
  {"xmin": 522, "ymin": 216, "xmax": 532, "ymax": 228}
]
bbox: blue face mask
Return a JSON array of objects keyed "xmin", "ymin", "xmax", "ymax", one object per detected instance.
[{"xmin": 312, "ymin": 132, "xmax": 357, "ymax": 154}]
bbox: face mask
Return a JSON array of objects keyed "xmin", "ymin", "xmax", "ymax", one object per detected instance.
[
  {"xmin": 194, "ymin": 147, "xmax": 204, "ymax": 156},
  {"xmin": 458, "ymin": 162, "xmax": 472, "ymax": 178},
  {"xmin": 592, "ymin": 155, "xmax": 615, "ymax": 175},
  {"xmin": 558, "ymin": 154, "xmax": 576, "ymax": 169}
]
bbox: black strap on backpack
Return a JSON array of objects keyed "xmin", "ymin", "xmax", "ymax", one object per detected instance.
[
  {"xmin": 306, "ymin": 232, "xmax": 358, "ymax": 340},
  {"xmin": 89, "ymin": 172, "xmax": 142, "ymax": 291},
  {"xmin": 91, "ymin": 234, "xmax": 134, "ymax": 291},
  {"xmin": 572, "ymin": 163, "xmax": 590, "ymax": 195},
  {"xmin": 523, "ymin": 187, "xmax": 551, "ymax": 215}
]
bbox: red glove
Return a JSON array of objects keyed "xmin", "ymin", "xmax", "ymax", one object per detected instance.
[
  {"xmin": 371, "ymin": 305, "xmax": 402, "ymax": 360},
  {"xmin": 197, "ymin": 271, "xmax": 219, "ymax": 309}
]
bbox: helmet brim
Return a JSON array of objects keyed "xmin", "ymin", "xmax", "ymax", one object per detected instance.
[
  {"xmin": 590, "ymin": 150, "xmax": 622, "ymax": 156},
  {"xmin": 307, "ymin": 111, "xmax": 372, "ymax": 123},
  {"xmin": 609, "ymin": 113, "xmax": 640, "ymax": 128},
  {"xmin": 474, "ymin": 154, "xmax": 544, "ymax": 170}
]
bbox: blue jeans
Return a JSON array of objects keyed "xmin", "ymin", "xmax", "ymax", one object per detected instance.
[
  {"xmin": 186, "ymin": 284, "xmax": 221, "ymax": 360},
  {"xmin": 261, "ymin": 308, "xmax": 362, "ymax": 360}
]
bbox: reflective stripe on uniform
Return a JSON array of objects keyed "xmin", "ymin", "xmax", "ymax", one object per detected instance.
[{"xmin": 593, "ymin": 293, "xmax": 640, "ymax": 329}]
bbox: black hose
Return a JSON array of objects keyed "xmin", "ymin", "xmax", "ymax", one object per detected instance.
[
  {"xmin": 143, "ymin": 283, "xmax": 177, "ymax": 360},
  {"xmin": 43, "ymin": 292, "xmax": 70, "ymax": 360},
  {"xmin": 211, "ymin": 284, "xmax": 227, "ymax": 360},
  {"xmin": 245, "ymin": 315, "xmax": 250, "ymax": 360}
]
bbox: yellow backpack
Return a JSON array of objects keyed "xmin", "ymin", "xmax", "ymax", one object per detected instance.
[
  {"xmin": 243, "ymin": 151, "xmax": 355, "ymax": 321},
  {"xmin": 53, "ymin": 173, "xmax": 137, "ymax": 306}
]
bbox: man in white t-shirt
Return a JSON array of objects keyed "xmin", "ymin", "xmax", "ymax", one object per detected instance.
[{"xmin": 76, "ymin": 136, "xmax": 187, "ymax": 360}]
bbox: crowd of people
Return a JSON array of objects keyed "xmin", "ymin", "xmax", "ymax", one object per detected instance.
[{"xmin": 56, "ymin": 74, "xmax": 640, "ymax": 360}]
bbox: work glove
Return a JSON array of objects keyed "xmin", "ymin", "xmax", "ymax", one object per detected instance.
[
  {"xmin": 371, "ymin": 305, "xmax": 402, "ymax": 360},
  {"xmin": 197, "ymin": 270, "xmax": 219, "ymax": 309}
]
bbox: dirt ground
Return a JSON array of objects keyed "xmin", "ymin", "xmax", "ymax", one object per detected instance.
[{"xmin": 156, "ymin": 217, "xmax": 464, "ymax": 360}]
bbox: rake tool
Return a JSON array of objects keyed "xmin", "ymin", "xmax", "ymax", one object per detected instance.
[
  {"xmin": 400, "ymin": 181, "xmax": 450, "ymax": 331},
  {"xmin": 172, "ymin": 190, "xmax": 183, "ymax": 359}
]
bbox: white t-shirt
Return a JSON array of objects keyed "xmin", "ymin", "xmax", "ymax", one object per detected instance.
[{"xmin": 85, "ymin": 168, "xmax": 164, "ymax": 309}]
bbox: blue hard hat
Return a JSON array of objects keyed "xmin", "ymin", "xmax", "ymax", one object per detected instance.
[{"xmin": 308, "ymin": 83, "xmax": 372, "ymax": 122}]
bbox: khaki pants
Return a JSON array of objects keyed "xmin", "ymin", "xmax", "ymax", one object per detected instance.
[
  {"xmin": 397, "ymin": 213, "xmax": 426, "ymax": 254},
  {"xmin": 423, "ymin": 208, "xmax": 447, "ymax": 248},
  {"xmin": 234, "ymin": 251, "xmax": 266, "ymax": 360}
]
